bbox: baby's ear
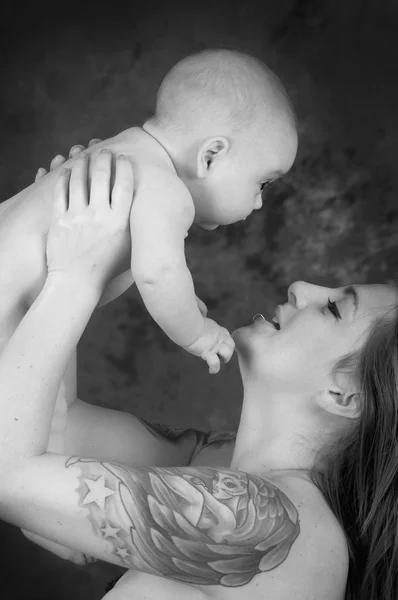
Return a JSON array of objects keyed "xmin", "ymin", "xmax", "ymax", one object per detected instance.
[{"xmin": 196, "ymin": 137, "xmax": 230, "ymax": 178}]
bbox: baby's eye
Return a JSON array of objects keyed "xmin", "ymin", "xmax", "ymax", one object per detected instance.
[
  {"xmin": 327, "ymin": 298, "xmax": 341, "ymax": 320},
  {"xmin": 260, "ymin": 181, "xmax": 271, "ymax": 192}
]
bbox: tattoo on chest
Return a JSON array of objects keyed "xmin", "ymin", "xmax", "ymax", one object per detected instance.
[{"xmin": 66, "ymin": 457, "xmax": 300, "ymax": 587}]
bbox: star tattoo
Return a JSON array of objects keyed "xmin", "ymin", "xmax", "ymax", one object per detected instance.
[
  {"xmin": 100, "ymin": 522, "xmax": 122, "ymax": 540},
  {"xmin": 81, "ymin": 475, "xmax": 115, "ymax": 510},
  {"xmin": 115, "ymin": 547, "xmax": 132, "ymax": 561}
]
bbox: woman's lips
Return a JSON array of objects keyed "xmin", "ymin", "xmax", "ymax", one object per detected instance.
[
  {"xmin": 252, "ymin": 313, "xmax": 266, "ymax": 322},
  {"xmin": 252, "ymin": 313, "xmax": 280, "ymax": 330}
]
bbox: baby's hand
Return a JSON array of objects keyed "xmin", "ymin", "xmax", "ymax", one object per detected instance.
[
  {"xmin": 196, "ymin": 295, "xmax": 208, "ymax": 317},
  {"xmin": 185, "ymin": 317, "xmax": 235, "ymax": 374}
]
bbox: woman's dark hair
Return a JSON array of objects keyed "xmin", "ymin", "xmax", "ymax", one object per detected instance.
[{"xmin": 311, "ymin": 308, "xmax": 398, "ymax": 600}]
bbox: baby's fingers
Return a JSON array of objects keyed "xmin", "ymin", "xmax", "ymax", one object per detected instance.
[
  {"xmin": 207, "ymin": 354, "xmax": 220, "ymax": 375},
  {"xmin": 196, "ymin": 296, "xmax": 208, "ymax": 317},
  {"xmin": 218, "ymin": 340, "xmax": 235, "ymax": 364}
]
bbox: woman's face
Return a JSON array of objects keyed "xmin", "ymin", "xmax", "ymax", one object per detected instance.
[{"xmin": 233, "ymin": 282, "xmax": 398, "ymax": 393}]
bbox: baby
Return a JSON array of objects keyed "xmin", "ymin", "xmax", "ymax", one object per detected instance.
[
  {"xmin": 7, "ymin": 47, "xmax": 297, "ymax": 567},
  {"xmin": 99, "ymin": 48, "xmax": 298, "ymax": 373}
]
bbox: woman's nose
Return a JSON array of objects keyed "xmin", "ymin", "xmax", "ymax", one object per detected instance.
[
  {"xmin": 287, "ymin": 281, "xmax": 310, "ymax": 309},
  {"xmin": 287, "ymin": 281, "xmax": 331, "ymax": 309}
]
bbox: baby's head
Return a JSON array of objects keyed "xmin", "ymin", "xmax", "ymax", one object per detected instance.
[{"xmin": 145, "ymin": 49, "xmax": 298, "ymax": 229}]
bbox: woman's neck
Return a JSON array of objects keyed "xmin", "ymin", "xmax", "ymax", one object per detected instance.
[{"xmin": 230, "ymin": 382, "xmax": 319, "ymax": 476}]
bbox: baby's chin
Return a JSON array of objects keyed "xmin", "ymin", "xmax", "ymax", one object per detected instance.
[{"xmin": 198, "ymin": 222, "xmax": 219, "ymax": 230}]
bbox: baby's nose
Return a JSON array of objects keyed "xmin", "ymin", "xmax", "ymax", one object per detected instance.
[{"xmin": 254, "ymin": 196, "xmax": 263, "ymax": 210}]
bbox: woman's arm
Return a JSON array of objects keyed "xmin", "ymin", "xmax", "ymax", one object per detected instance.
[
  {"xmin": 0, "ymin": 454, "xmax": 302, "ymax": 587},
  {"xmin": 0, "ymin": 276, "xmax": 100, "ymax": 470},
  {"xmin": 64, "ymin": 399, "xmax": 198, "ymax": 467},
  {"xmin": 0, "ymin": 150, "xmax": 134, "ymax": 471}
]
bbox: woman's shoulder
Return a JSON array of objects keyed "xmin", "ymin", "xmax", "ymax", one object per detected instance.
[
  {"xmin": 265, "ymin": 470, "xmax": 349, "ymax": 597},
  {"xmin": 268, "ymin": 469, "xmax": 348, "ymax": 547},
  {"xmin": 195, "ymin": 467, "xmax": 349, "ymax": 600}
]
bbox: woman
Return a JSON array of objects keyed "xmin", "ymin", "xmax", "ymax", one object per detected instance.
[{"xmin": 0, "ymin": 153, "xmax": 397, "ymax": 600}]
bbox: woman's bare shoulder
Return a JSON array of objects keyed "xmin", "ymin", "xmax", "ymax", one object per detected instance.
[
  {"xmin": 267, "ymin": 470, "xmax": 348, "ymax": 598},
  {"xmin": 201, "ymin": 472, "xmax": 348, "ymax": 600}
]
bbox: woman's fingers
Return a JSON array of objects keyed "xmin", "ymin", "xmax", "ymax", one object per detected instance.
[
  {"xmin": 52, "ymin": 168, "xmax": 70, "ymax": 221},
  {"xmin": 35, "ymin": 167, "xmax": 48, "ymax": 181},
  {"xmin": 88, "ymin": 138, "xmax": 102, "ymax": 147},
  {"xmin": 111, "ymin": 155, "xmax": 134, "ymax": 218},
  {"xmin": 50, "ymin": 154, "xmax": 67, "ymax": 171},
  {"xmin": 69, "ymin": 145, "xmax": 85, "ymax": 158},
  {"xmin": 35, "ymin": 139, "xmax": 101, "ymax": 182},
  {"xmin": 68, "ymin": 154, "xmax": 89, "ymax": 212},
  {"xmin": 88, "ymin": 150, "xmax": 112, "ymax": 210}
]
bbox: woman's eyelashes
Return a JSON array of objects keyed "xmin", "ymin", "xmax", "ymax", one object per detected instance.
[{"xmin": 327, "ymin": 298, "xmax": 342, "ymax": 320}]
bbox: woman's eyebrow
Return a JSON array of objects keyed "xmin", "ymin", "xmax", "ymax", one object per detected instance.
[{"xmin": 343, "ymin": 286, "xmax": 358, "ymax": 314}]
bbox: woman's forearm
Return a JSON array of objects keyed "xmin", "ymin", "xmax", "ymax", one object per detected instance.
[{"xmin": 0, "ymin": 275, "xmax": 100, "ymax": 470}]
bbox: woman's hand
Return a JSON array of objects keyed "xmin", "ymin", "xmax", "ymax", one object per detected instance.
[
  {"xmin": 46, "ymin": 150, "xmax": 134, "ymax": 293},
  {"xmin": 35, "ymin": 138, "xmax": 102, "ymax": 181}
]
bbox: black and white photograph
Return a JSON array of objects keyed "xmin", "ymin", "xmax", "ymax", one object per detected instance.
[{"xmin": 0, "ymin": 1, "xmax": 397, "ymax": 598}]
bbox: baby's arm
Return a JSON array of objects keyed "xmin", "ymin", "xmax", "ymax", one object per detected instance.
[{"xmin": 130, "ymin": 169, "xmax": 234, "ymax": 373}]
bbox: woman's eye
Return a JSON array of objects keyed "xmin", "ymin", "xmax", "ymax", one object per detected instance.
[{"xmin": 327, "ymin": 298, "xmax": 341, "ymax": 320}]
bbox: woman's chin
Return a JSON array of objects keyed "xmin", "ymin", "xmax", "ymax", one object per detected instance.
[{"xmin": 232, "ymin": 317, "xmax": 278, "ymax": 340}]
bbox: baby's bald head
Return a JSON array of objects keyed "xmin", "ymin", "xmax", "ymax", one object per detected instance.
[
  {"xmin": 150, "ymin": 49, "xmax": 296, "ymax": 143},
  {"xmin": 144, "ymin": 50, "xmax": 298, "ymax": 230}
]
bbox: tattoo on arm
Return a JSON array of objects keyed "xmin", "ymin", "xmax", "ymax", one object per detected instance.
[{"xmin": 66, "ymin": 458, "xmax": 300, "ymax": 587}]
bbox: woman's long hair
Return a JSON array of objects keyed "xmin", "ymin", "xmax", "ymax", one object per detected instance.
[{"xmin": 311, "ymin": 310, "xmax": 398, "ymax": 599}]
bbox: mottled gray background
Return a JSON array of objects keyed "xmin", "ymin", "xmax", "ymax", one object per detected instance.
[{"xmin": 1, "ymin": 0, "xmax": 397, "ymax": 597}]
